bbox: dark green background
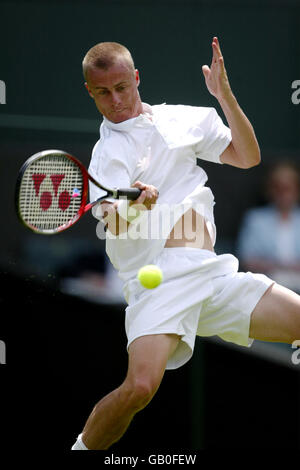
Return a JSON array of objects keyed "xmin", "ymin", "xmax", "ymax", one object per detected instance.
[{"xmin": 1, "ymin": 0, "xmax": 299, "ymax": 143}]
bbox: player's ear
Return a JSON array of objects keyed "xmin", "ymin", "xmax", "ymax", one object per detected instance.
[
  {"xmin": 135, "ymin": 69, "xmax": 140, "ymax": 87},
  {"xmin": 85, "ymin": 82, "xmax": 95, "ymax": 99}
]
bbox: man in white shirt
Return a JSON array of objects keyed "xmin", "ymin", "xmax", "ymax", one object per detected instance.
[{"xmin": 72, "ymin": 40, "xmax": 300, "ymax": 450}]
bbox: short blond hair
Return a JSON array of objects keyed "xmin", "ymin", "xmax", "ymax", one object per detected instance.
[{"xmin": 82, "ymin": 42, "xmax": 135, "ymax": 80}]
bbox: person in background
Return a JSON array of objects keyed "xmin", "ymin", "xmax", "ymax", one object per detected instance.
[{"xmin": 237, "ymin": 161, "xmax": 300, "ymax": 292}]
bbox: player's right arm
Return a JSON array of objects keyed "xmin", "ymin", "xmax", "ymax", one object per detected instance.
[
  {"xmin": 102, "ymin": 180, "xmax": 159, "ymax": 236},
  {"xmin": 202, "ymin": 37, "xmax": 261, "ymax": 169}
]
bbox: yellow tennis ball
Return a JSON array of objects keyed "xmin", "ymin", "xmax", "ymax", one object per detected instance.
[{"xmin": 137, "ymin": 265, "xmax": 163, "ymax": 289}]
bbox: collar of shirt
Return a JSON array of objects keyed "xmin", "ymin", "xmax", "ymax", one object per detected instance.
[{"xmin": 102, "ymin": 106, "xmax": 155, "ymax": 133}]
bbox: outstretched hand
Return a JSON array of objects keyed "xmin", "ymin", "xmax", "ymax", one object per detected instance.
[{"xmin": 202, "ymin": 37, "xmax": 232, "ymax": 101}]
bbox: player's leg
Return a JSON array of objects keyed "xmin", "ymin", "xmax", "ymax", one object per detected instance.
[
  {"xmin": 79, "ymin": 333, "xmax": 180, "ymax": 450},
  {"xmin": 249, "ymin": 282, "xmax": 300, "ymax": 343}
]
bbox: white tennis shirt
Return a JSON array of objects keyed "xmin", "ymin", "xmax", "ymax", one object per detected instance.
[{"xmin": 89, "ymin": 103, "xmax": 232, "ymax": 281}]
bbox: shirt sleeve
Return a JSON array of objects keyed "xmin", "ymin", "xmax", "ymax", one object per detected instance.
[
  {"xmin": 88, "ymin": 136, "xmax": 134, "ymax": 219},
  {"xmin": 194, "ymin": 107, "xmax": 232, "ymax": 164}
]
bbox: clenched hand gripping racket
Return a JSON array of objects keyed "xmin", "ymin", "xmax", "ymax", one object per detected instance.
[{"xmin": 15, "ymin": 149, "xmax": 141, "ymax": 234}]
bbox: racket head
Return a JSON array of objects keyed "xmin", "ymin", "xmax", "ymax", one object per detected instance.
[{"xmin": 15, "ymin": 149, "xmax": 90, "ymax": 234}]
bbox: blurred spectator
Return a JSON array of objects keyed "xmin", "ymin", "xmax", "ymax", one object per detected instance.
[{"xmin": 237, "ymin": 160, "xmax": 300, "ymax": 292}]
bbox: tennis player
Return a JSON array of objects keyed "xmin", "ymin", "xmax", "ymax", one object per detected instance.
[{"xmin": 71, "ymin": 39, "xmax": 300, "ymax": 450}]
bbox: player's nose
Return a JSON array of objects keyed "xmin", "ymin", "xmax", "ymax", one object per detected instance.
[{"xmin": 110, "ymin": 91, "xmax": 121, "ymax": 106}]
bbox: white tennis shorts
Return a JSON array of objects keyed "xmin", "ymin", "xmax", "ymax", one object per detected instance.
[{"xmin": 123, "ymin": 247, "xmax": 274, "ymax": 370}]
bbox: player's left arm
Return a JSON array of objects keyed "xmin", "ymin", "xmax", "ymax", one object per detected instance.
[
  {"xmin": 102, "ymin": 181, "xmax": 159, "ymax": 236},
  {"xmin": 202, "ymin": 37, "xmax": 261, "ymax": 169}
]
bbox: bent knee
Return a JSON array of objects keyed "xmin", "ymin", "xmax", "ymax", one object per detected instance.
[{"xmin": 123, "ymin": 377, "xmax": 159, "ymax": 412}]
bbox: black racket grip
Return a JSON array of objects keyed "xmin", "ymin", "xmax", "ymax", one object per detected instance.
[{"xmin": 117, "ymin": 188, "xmax": 142, "ymax": 200}]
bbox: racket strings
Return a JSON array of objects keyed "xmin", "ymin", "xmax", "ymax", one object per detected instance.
[{"xmin": 19, "ymin": 155, "xmax": 84, "ymax": 232}]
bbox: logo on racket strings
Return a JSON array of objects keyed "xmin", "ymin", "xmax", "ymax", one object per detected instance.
[{"xmin": 32, "ymin": 173, "xmax": 80, "ymax": 211}]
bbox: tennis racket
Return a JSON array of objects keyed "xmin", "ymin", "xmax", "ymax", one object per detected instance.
[{"xmin": 15, "ymin": 149, "xmax": 141, "ymax": 235}]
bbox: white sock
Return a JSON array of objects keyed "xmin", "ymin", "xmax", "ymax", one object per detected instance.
[{"xmin": 71, "ymin": 433, "xmax": 89, "ymax": 450}]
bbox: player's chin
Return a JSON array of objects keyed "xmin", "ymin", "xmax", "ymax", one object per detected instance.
[{"xmin": 109, "ymin": 109, "xmax": 135, "ymax": 124}]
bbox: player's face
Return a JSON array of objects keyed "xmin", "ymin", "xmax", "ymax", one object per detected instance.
[{"xmin": 85, "ymin": 61, "xmax": 142, "ymax": 123}]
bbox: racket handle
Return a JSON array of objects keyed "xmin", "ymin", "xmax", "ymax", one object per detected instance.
[{"xmin": 117, "ymin": 188, "xmax": 142, "ymax": 200}]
